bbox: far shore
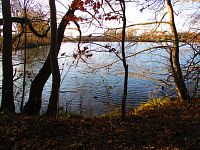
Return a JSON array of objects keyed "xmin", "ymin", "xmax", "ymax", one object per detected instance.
[{"xmin": 0, "ymin": 34, "xmax": 199, "ymax": 51}]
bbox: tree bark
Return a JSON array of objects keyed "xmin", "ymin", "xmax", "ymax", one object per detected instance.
[
  {"xmin": 1, "ymin": 0, "xmax": 15, "ymax": 113},
  {"xmin": 166, "ymin": 0, "xmax": 190, "ymax": 102},
  {"xmin": 120, "ymin": 1, "xmax": 128, "ymax": 120},
  {"xmin": 23, "ymin": 4, "xmax": 77, "ymax": 115},
  {"xmin": 46, "ymin": 0, "xmax": 60, "ymax": 116}
]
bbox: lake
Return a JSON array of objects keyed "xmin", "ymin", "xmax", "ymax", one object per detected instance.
[{"xmin": 0, "ymin": 42, "xmax": 199, "ymax": 115}]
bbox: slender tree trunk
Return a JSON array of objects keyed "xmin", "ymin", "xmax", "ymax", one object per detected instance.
[
  {"xmin": 166, "ymin": 0, "xmax": 190, "ymax": 102},
  {"xmin": 1, "ymin": 0, "xmax": 15, "ymax": 113},
  {"xmin": 120, "ymin": 1, "xmax": 128, "ymax": 120},
  {"xmin": 21, "ymin": 2, "xmax": 27, "ymax": 113},
  {"xmin": 23, "ymin": 4, "xmax": 77, "ymax": 115},
  {"xmin": 46, "ymin": 0, "xmax": 60, "ymax": 116}
]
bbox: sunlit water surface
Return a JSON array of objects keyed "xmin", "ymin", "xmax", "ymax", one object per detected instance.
[{"xmin": 0, "ymin": 42, "xmax": 199, "ymax": 115}]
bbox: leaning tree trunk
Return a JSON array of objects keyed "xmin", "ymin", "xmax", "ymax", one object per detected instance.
[
  {"xmin": 1, "ymin": 0, "xmax": 15, "ymax": 113},
  {"xmin": 23, "ymin": 4, "xmax": 77, "ymax": 115},
  {"xmin": 166, "ymin": 0, "xmax": 190, "ymax": 102},
  {"xmin": 46, "ymin": 0, "xmax": 60, "ymax": 116}
]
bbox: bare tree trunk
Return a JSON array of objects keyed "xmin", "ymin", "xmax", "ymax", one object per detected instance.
[
  {"xmin": 21, "ymin": 1, "xmax": 27, "ymax": 113},
  {"xmin": 0, "ymin": 0, "xmax": 15, "ymax": 113},
  {"xmin": 46, "ymin": 0, "xmax": 60, "ymax": 116},
  {"xmin": 120, "ymin": 0, "xmax": 128, "ymax": 120},
  {"xmin": 23, "ymin": 3, "xmax": 77, "ymax": 115},
  {"xmin": 166, "ymin": 0, "xmax": 190, "ymax": 102}
]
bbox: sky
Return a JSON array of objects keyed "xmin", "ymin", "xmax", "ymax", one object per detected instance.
[
  {"xmin": 54, "ymin": 0, "xmax": 200, "ymax": 36},
  {"xmin": 0, "ymin": 0, "xmax": 199, "ymax": 36}
]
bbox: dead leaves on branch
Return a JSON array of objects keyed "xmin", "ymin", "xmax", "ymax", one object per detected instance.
[
  {"xmin": 65, "ymin": 14, "xmax": 84, "ymax": 22},
  {"xmin": 71, "ymin": 0, "xmax": 101, "ymax": 12},
  {"xmin": 71, "ymin": 0, "xmax": 85, "ymax": 10}
]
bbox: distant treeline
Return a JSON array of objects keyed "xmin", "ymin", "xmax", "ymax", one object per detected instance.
[
  {"xmin": 64, "ymin": 32, "xmax": 200, "ymax": 43},
  {"xmin": 0, "ymin": 32, "xmax": 199, "ymax": 50}
]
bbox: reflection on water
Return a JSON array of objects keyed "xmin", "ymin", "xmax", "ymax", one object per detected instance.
[{"xmin": 0, "ymin": 42, "xmax": 199, "ymax": 115}]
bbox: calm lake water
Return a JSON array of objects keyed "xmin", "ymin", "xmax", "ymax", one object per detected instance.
[{"xmin": 0, "ymin": 42, "xmax": 199, "ymax": 115}]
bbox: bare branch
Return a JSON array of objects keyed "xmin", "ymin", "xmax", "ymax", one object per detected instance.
[{"xmin": 0, "ymin": 17, "xmax": 50, "ymax": 38}]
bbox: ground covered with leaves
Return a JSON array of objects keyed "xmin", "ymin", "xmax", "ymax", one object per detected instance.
[{"xmin": 0, "ymin": 98, "xmax": 200, "ymax": 150}]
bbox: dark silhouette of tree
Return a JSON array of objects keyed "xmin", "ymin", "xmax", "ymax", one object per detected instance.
[
  {"xmin": 0, "ymin": 1, "xmax": 50, "ymax": 113},
  {"xmin": 120, "ymin": 0, "xmax": 128, "ymax": 120},
  {"xmin": 134, "ymin": 0, "xmax": 191, "ymax": 102},
  {"xmin": 166, "ymin": 0, "xmax": 190, "ymax": 102},
  {"xmin": 102, "ymin": 0, "xmax": 129, "ymax": 120},
  {"xmin": 23, "ymin": 0, "xmax": 80, "ymax": 115},
  {"xmin": 46, "ymin": 0, "xmax": 60, "ymax": 116},
  {"xmin": 0, "ymin": 0, "xmax": 15, "ymax": 113}
]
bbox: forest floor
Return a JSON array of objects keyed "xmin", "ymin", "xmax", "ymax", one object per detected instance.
[{"xmin": 0, "ymin": 98, "xmax": 200, "ymax": 150}]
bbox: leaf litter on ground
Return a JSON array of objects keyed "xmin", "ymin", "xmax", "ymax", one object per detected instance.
[{"xmin": 0, "ymin": 97, "xmax": 200, "ymax": 149}]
